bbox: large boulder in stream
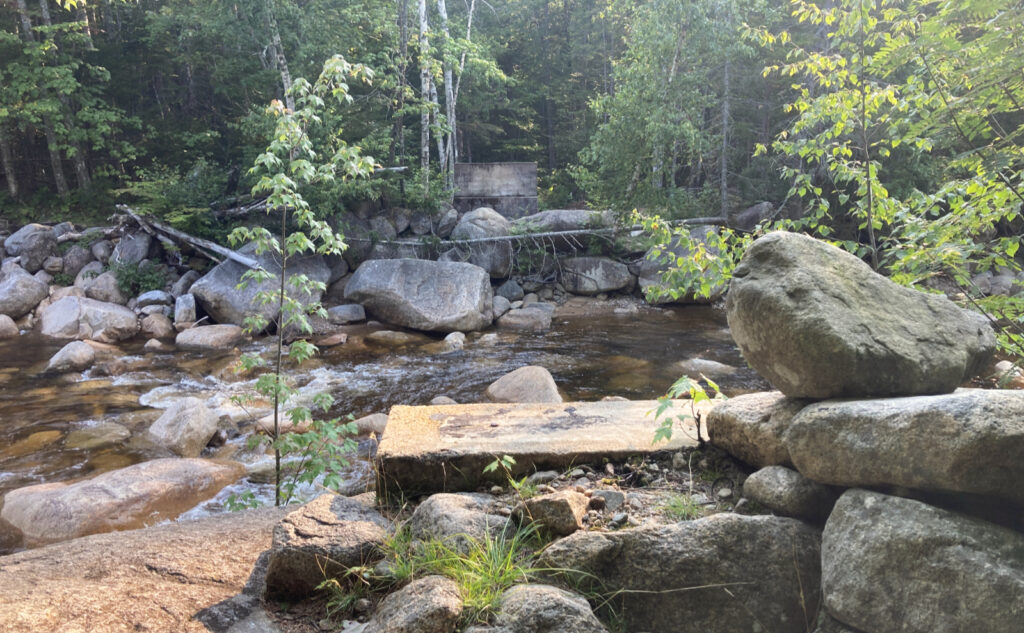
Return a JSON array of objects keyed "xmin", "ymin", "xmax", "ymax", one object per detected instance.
[
  {"xmin": 0, "ymin": 265, "xmax": 49, "ymax": 319},
  {"xmin": 40, "ymin": 295, "xmax": 139, "ymax": 342},
  {"xmin": 189, "ymin": 242, "xmax": 330, "ymax": 329},
  {"xmin": 560, "ymin": 257, "xmax": 634, "ymax": 295},
  {"xmin": 147, "ymin": 397, "xmax": 219, "ymax": 457},
  {"xmin": 726, "ymin": 231, "xmax": 995, "ymax": 398},
  {"xmin": 449, "ymin": 207, "xmax": 514, "ymax": 278},
  {"xmin": 822, "ymin": 489, "xmax": 1024, "ymax": 633},
  {"xmin": 344, "ymin": 259, "xmax": 493, "ymax": 332},
  {"xmin": 0, "ymin": 458, "xmax": 244, "ymax": 548}
]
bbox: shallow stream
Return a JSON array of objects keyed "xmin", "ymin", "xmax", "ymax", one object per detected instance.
[{"xmin": 0, "ymin": 299, "xmax": 765, "ymax": 533}]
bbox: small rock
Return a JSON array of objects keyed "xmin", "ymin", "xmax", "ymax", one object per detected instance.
[
  {"xmin": 490, "ymin": 485, "xmax": 504, "ymax": 496},
  {"xmin": 514, "ymin": 490, "xmax": 589, "ymax": 536},
  {"xmin": 492, "ymin": 295, "xmax": 512, "ymax": 318},
  {"xmin": 136, "ymin": 290, "xmax": 173, "ymax": 307},
  {"xmin": 0, "ymin": 314, "xmax": 18, "ymax": 338},
  {"xmin": 174, "ymin": 293, "xmax": 196, "ymax": 324},
  {"xmin": 175, "ymin": 324, "xmax": 243, "ymax": 351},
  {"xmin": 716, "ymin": 488, "xmax": 733, "ymax": 500},
  {"xmin": 140, "ymin": 313, "xmax": 175, "ymax": 339},
  {"xmin": 144, "ymin": 338, "xmax": 173, "ymax": 353},
  {"xmin": 430, "ymin": 396, "xmax": 457, "ymax": 405},
  {"xmin": 64, "ymin": 422, "xmax": 131, "ymax": 450},
  {"xmin": 147, "ymin": 397, "xmax": 219, "ymax": 457},
  {"xmin": 354, "ymin": 413, "xmax": 388, "ymax": 436},
  {"xmin": 493, "ymin": 584, "xmax": 608, "ymax": 633},
  {"xmin": 485, "ymin": 366, "xmax": 562, "ymax": 403},
  {"xmin": 609, "ymin": 512, "xmax": 628, "ymax": 527},
  {"xmin": 365, "ymin": 575, "xmax": 462, "ymax": 633},
  {"xmin": 742, "ymin": 465, "xmax": 840, "ymax": 523},
  {"xmin": 443, "ymin": 331, "xmax": 466, "ymax": 352},
  {"xmin": 671, "ymin": 452, "xmax": 688, "ymax": 470},
  {"xmin": 327, "ymin": 304, "xmax": 366, "ymax": 324},
  {"xmin": 591, "ymin": 489, "xmax": 625, "ymax": 512},
  {"xmin": 526, "ymin": 471, "xmax": 559, "ymax": 485}
]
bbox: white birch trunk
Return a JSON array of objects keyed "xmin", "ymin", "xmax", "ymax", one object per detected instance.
[{"xmin": 418, "ymin": 0, "xmax": 430, "ymax": 190}]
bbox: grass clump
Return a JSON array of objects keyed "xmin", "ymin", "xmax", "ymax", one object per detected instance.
[
  {"xmin": 321, "ymin": 523, "xmax": 543, "ymax": 628},
  {"xmin": 660, "ymin": 494, "xmax": 705, "ymax": 521}
]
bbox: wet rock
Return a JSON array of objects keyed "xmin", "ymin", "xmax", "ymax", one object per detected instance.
[
  {"xmin": 485, "ymin": 366, "xmax": 562, "ymax": 403},
  {"xmin": 742, "ymin": 466, "xmax": 839, "ymax": 523},
  {"xmin": 174, "ymin": 292, "xmax": 196, "ymax": 324},
  {"xmin": 40, "ymin": 296, "xmax": 140, "ymax": 343},
  {"xmin": 366, "ymin": 329, "xmax": 430, "ymax": 347},
  {"xmin": 60, "ymin": 244, "xmax": 95, "ymax": 279},
  {"xmin": 822, "ymin": 489, "xmax": 1024, "ymax": 633},
  {"xmin": 443, "ymin": 331, "xmax": 465, "ymax": 352},
  {"xmin": 84, "ymin": 270, "xmax": 128, "ymax": 305},
  {"xmin": 147, "ymin": 397, "xmax": 219, "ymax": 457},
  {"xmin": 143, "ymin": 338, "xmax": 173, "ymax": 353},
  {"xmin": 409, "ymin": 493, "xmax": 509, "ymax": 553},
  {"xmin": 495, "ymin": 307, "xmax": 552, "ymax": 331},
  {"xmin": 493, "ymin": 584, "xmax": 608, "ymax": 633},
  {"xmin": 450, "ymin": 207, "xmax": 514, "ymax": 278},
  {"xmin": 190, "ymin": 242, "xmax": 330, "ymax": 330},
  {"xmin": 726, "ymin": 231, "xmax": 996, "ymax": 398},
  {"xmin": 45, "ymin": 340, "xmax": 96, "ymax": 373},
  {"xmin": 784, "ymin": 389, "xmax": 1024, "ymax": 502},
  {"xmin": 354, "ymin": 412, "xmax": 388, "ymax": 436},
  {"xmin": 673, "ymin": 358, "xmax": 738, "ymax": 378},
  {"xmin": 706, "ymin": 391, "xmax": 805, "ymax": 468},
  {"xmin": 0, "ymin": 458, "xmax": 244, "ymax": 547},
  {"xmin": 140, "ymin": 313, "xmax": 175, "ymax": 339},
  {"xmin": 175, "ymin": 324, "xmax": 243, "ymax": 351},
  {"xmin": 0, "ymin": 266, "xmax": 48, "ymax": 319},
  {"xmin": 345, "ymin": 259, "xmax": 493, "ymax": 332},
  {"xmin": 560, "ymin": 257, "xmax": 634, "ymax": 296},
  {"xmin": 64, "ymin": 422, "xmax": 131, "ymax": 450},
  {"xmin": 540, "ymin": 513, "xmax": 822, "ymax": 633},
  {"xmin": 327, "ymin": 303, "xmax": 366, "ymax": 324},
  {"xmin": 264, "ymin": 494, "xmax": 387, "ymax": 600},
  {"xmin": 0, "ymin": 314, "xmax": 18, "ymax": 338},
  {"xmin": 514, "ymin": 490, "xmax": 588, "ymax": 536},
  {"xmin": 365, "ymin": 576, "xmax": 462, "ymax": 633},
  {"xmin": 111, "ymin": 232, "xmax": 154, "ymax": 265}
]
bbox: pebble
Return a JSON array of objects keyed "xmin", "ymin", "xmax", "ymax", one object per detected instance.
[
  {"xmin": 527, "ymin": 470, "xmax": 559, "ymax": 485},
  {"xmin": 672, "ymin": 452, "xmax": 688, "ymax": 470},
  {"xmin": 569, "ymin": 468, "xmax": 585, "ymax": 478},
  {"xmin": 592, "ymin": 489, "xmax": 625, "ymax": 511},
  {"xmin": 610, "ymin": 512, "xmax": 628, "ymax": 527},
  {"xmin": 604, "ymin": 463, "xmax": 615, "ymax": 476},
  {"xmin": 588, "ymin": 496, "xmax": 607, "ymax": 511},
  {"xmin": 490, "ymin": 485, "xmax": 504, "ymax": 495},
  {"xmin": 717, "ymin": 488, "xmax": 733, "ymax": 500}
]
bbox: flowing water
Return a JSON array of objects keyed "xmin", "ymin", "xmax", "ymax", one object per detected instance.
[{"xmin": 0, "ymin": 298, "xmax": 766, "ymax": 535}]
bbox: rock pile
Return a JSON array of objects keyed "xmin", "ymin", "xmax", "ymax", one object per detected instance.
[{"xmin": 707, "ymin": 231, "xmax": 1021, "ymax": 633}]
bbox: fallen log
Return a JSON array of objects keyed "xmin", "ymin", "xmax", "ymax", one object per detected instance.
[{"xmin": 116, "ymin": 204, "xmax": 263, "ymax": 270}]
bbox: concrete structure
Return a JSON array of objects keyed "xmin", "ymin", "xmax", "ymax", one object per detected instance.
[
  {"xmin": 453, "ymin": 162, "xmax": 538, "ymax": 219},
  {"xmin": 376, "ymin": 400, "xmax": 703, "ymax": 498}
]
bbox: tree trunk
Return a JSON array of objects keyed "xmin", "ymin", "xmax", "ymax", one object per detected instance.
[
  {"xmin": 541, "ymin": 2, "xmax": 556, "ymax": 168},
  {"xmin": 16, "ymin": 0, "xmax": 69, "ymax": 196},
  {"xmin": 76, "ymin": 1, "xmax": 95, "ymax": 50},
  {"xmin": 720, "ymin": 57, "xmax": 730, "ymax": 218},
  {"xmin": 388, "ymin": 0, "xmax": 409, "ymax": 166},
  {"xmin": 418, "ymin": 0, "xmax": 430, "ymax": 191},
  {"xmin": 437, "ymin": 0, "xmax": 456, "ymax": 190},
  {"xmin": 0, "ymin": 126, "xmax": 20, "ymax": 200},
  {"xmin": 38, "ymin": 0, "xmax": 91, "ymax": 190},
  {"xmin": 264, "ymin": 0, "xmax": 294, "ymax": 111},
  {"xmin": 100, "ymin": 0, "xmax": 118, "ymax": 41}
]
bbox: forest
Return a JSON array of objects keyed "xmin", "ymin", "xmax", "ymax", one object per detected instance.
[{"xmin": 1, "ymin": 0, "xmax": 1022, "ymax": 338}]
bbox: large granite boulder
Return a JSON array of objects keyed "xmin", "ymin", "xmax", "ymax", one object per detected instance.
[
  {"xmin": 450, "ymin": 207, "xmax": 514, "ymax": 278},
  {"xmin": 726, "ymin": 231, "xmax": 995, "ymax": 398},
  {"xmin": 365, "ymin": 576, "xmax": 463, "ymax": 633},
  {"xmin": 539, "ymin": 513, "xmax": 821, "ymax": 633},
  {"xmin": 147, "ymin": 397, "xmax": 219, "ymax": 457},
  {"xmin": 559, "ymin": 257, "xmax": 634, "ymax": 296},
  {"xmin": 190, "ymin": 243, "xmax": 330, "ymax": 329},
  {"xmin": 110, "ymin": 231, "xmax": 154, "ymax": 265},
  {"xmin": 345, "ymin": 259, "xmax": 493, "ymax": 332},
  {"xmin": 263, "ymin": 494, "xmax": 388, "ymax": 600},
  {"xmin": 40, "ymin": 296, "xmax": 139, "ymax": 342},
  {"xmin": 783, "ymin": 388, "xmax": 1024, "ymax": 503},
  {"xmin": 60, "ymin": 244, "xmax": 95, "ymax": 279},
  {"xmin": 84, "ymin": 270, "xmax": 128, "ymax": 305},
  {"xmin": 3, "ymin": 223, "xmax": 51, "ymax": 257},
  {"xmin": 513, "ymin": 209, "xmax": 615, "ymax": 252},
  {"xmin": 485, "ymin": 366, "xmax": 562, "ymax": 403},
  {"xmin": 706, "ymin": 391, "xmax": 805, "ymax": 468},
  {"xmin": 0, "ymin": 265, "xmax": 48, "ymax": 319},
  {"xmin": 0, "ymin": 458, "xmax": 244, "ymax": 547},
  {"xmin": 822, "ymin": 489, "xmax": 1024, "ymax": 633}
]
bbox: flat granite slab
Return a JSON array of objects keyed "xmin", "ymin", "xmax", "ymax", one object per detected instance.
[{"xmin": 376, "ymin": 400, "xmax": 705, "ymax": 498}]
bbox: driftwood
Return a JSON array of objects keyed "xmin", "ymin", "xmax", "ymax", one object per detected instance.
[{"xmin": 116, "ymin": 204, "xmax": 262, "ymax": 270}]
